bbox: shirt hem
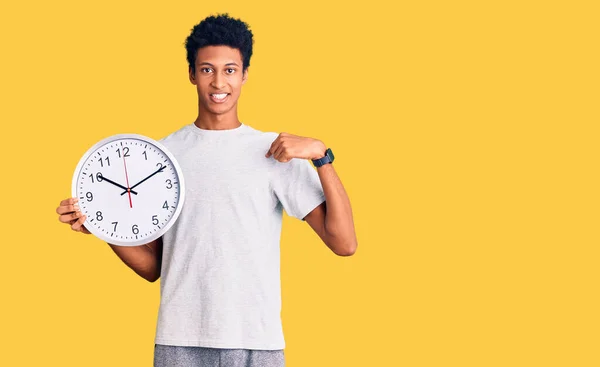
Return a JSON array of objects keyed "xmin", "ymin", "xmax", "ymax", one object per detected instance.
[
  {"xmin": 154, "ymin": 337, "xmax": 285, "ymax": 350},
  {"xmin": 300, "ymin": 196, "xmax": 326, "ymax": 221}
]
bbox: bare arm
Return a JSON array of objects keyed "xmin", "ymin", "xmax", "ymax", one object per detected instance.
[
  {"xmin": 266, "ymin": 134, "xmax": 358, "ymax": 256},
  {"xmin": 107, "ymin": 237, "xmax": 163, "ymax": 282},
  {"xmin": 304, "ymin": 163, "xmax": 358, "ymax": 256},
  {"xmin": 57, "ymin": 197, "xmax": 163, "ymax": 282}
]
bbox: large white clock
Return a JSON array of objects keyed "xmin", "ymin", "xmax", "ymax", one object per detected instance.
[{"xmin": 71, "ymin": 134, "xmax": 185, "ymax": 246}]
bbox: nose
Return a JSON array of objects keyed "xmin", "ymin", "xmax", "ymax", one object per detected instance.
[{"xmin": 211, "ymin": 73, "xmax": 225, "ymax": 89}]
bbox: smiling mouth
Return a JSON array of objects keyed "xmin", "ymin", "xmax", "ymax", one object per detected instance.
[{"xmin": 210, "ymin": 93, "xmax": 229, "ymax": 103}]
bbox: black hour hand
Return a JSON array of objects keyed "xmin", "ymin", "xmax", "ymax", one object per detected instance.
[{"xmin": 99, "ymin": 173, "xmax": 138, "ymax": 195}]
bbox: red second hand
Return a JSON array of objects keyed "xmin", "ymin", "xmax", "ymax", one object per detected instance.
[{"xmin": 123, "ymin": 154, "xmax": 133, "ymax": 208}]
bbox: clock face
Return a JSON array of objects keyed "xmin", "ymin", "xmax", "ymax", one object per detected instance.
[{"xmin": 72, "ymin": 134, "xmax": 185, "ymax": 246}]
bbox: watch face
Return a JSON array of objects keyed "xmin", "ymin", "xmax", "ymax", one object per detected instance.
[
  {"xmin": 326, "ymin": 148, "xmax": 334, "ymax": 161},
  {"xmin": 71, "ymin": 134, "xmax": 185, "ymax": 246}
]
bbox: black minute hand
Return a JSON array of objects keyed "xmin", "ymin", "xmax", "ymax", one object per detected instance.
[
  {"xmin": 100, "ymin": 174, "xmax": 138, "ymax": 195},
  {"xmin": 120, "ymin": 165, "xmax": 166, "ymax": 195}
]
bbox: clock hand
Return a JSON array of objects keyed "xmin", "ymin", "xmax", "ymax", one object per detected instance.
[
  {"xmin": 98, "ymin": 174, "xmax": 138, "ymax": 195},
  {"xmin": 122, "ymin": 155, "xmax": 133, "ymax": 208},
  {"xmin": 120, "ymin": 165, "xmax": 166, "ymax": 195}
]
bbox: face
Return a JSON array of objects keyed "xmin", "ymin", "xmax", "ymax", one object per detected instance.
[{"xmin": 189, "ymin": 45, "xmax": 248, "ymax": 116}]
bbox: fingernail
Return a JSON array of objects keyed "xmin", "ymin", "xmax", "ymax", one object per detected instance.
[
  {"xmin": 74, "ymin": 204, "xmax": 79, "ymax": 210},
  {"xmin": 74, "ymin": 198, "xmax": 79, "ymax": 203}
]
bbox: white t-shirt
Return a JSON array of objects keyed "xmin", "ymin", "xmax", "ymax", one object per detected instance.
[{"xmin": 154, "ymin": 123, "xmax": 326, "ymax": 350}]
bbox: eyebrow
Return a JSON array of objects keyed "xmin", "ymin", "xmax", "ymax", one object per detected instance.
[{"xmin": 197, "ymin": 62, "xmax": 240, "ymax": 67}]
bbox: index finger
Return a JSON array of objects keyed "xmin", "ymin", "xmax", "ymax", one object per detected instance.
[
  {"xmin": 267, "ymin": 136, "xmax": 282, "ymax": 156},
  {"xmin": 60, "ymin": 197, "xmax": 79, "ymax": 206}
]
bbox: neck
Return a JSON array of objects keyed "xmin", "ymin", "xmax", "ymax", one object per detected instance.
[{"xmin": 194, "ymin": 105, "xmax": 241, "ymax": 131}]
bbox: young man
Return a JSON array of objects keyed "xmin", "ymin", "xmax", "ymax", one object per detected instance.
[{"xmin": 56, "ymin": 14, "xmax": 357, "ymax": 367}]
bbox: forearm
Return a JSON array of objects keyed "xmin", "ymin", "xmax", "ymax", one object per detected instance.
[
  {"xmin": 107, "ymin": 242, "xmax": 161, "ymax": 282},
  {"xmin": 316, "ymin": 163, "xmax": 358, "ymax": 255}
]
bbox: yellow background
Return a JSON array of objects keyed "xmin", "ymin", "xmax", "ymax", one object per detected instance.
[{"xmin": 1, "ymin": 0, "xmax": 598, "ymax": 366}]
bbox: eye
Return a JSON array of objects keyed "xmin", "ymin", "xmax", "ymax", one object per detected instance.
[
  {"xmin": 226, "ymin": 68, "xmax": 236, "ymax": 74},
  {"xmin": 201, "ymin": 67, "xmax": 212, "ymax": 73}
]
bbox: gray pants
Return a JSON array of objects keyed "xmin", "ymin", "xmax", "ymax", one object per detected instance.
[{"xmin": 154, "ymin": 344, "xmax": 285, "ymax": 367}]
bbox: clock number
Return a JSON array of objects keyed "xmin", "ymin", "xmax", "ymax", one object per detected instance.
[
  {"xmin": 152, "ymin": 215, "xmax": 159, "ymax": 225},
  {"xmin": 142, "ymin": 151, "xmax": 147, "ymax": 160},
  {"xmin": 163, "ymin": 201, "xmax": 168, "ymax": 210},
  {"xmin": 132, "ymin": 224, "xmax": 139, "ymax": 235},
  {"xmin": 166, "ymin": 179, "xmax": 173, "ymax": 189},
  {"xmin": 86, "ymin": 192, "xmax": 93, "ymax": 202},
  {"xmin": 111, "ymin": 221, "xmax": 118, "ymax": 232},
  {"xmin": 89, "ymin": 172, "xmax": 103, "ymax": 183},
  {"xmin": 116, "ymin": 147, "xmax": 130, "ymax": 158},
  {"xmin": 98, "ymin": 156, "xmax": 110, "ymax": 167},
  {"xmin": 156, "ymin": 163, "xmax": 164, "ymax": 170},
  {"xmin": 96, "ymin": 211, "xmax": 103, "ymax": 221}
]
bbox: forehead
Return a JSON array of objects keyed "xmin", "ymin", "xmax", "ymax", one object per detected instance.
[{"xmin": 195, "ymin": 45, "xmax": 243, "ymax": 65}]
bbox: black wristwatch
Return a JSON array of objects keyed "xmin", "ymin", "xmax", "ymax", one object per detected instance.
[{"xmin": 312, "ymin": 148, "xmax": 334, "ymax": 167}]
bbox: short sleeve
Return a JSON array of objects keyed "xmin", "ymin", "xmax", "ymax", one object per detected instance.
[{"xmin": 271, "ymin": 158, "xmax": 326, "ymax": 221}]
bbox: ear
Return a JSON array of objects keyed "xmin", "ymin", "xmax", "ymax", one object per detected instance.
[
  {"xmin": 189, "ymin": 66, "xmax": 197, "ymax": 85},
  {"xmin": 242, "ymin": 68, "xmax": 249, "ymax": 85}
]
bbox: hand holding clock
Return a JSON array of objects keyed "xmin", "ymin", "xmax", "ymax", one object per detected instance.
[
  {"xmin": 55, "ymin": 165, "xmax": 168, "ymax": 235},
  {"xmin": 56, "ymin": 197, "xmax": 90, "ymax": 234},
  {"xmin": 58, "ymin": 165, "xmax": 171, "ymax": 238}
]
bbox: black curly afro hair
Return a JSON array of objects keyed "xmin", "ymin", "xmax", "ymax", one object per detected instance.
[{"xmin": 185, "ymin": 13, "xmax": 254, "ymax": 73}]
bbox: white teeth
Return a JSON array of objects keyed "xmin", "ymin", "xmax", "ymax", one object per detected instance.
[{"xmin": 211, "ymin": 93, "xmax": 227, "ymax": 100}]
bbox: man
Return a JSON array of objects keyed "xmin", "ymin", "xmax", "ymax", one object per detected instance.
[{"xmin": 56, "ymin": 13, "xmax": 357, "ymax": 367}]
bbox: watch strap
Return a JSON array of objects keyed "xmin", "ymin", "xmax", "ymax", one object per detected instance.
[{"xmin": 312, "ymin": 148, "xmax": 334, "ymax": 167}]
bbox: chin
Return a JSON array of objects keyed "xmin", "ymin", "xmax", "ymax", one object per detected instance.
[
  {"xmin": 208, "ymin": 105, "xmax": 233, "ymax": 116},
  {"xmin": 214, "ymin": 101, "xmax": 238, "ymax": 113}
]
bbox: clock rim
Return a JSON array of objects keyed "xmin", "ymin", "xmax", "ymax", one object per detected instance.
[{"xmin": 71, "ymin": 133, "xmax": 186, "ymax": 247}]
